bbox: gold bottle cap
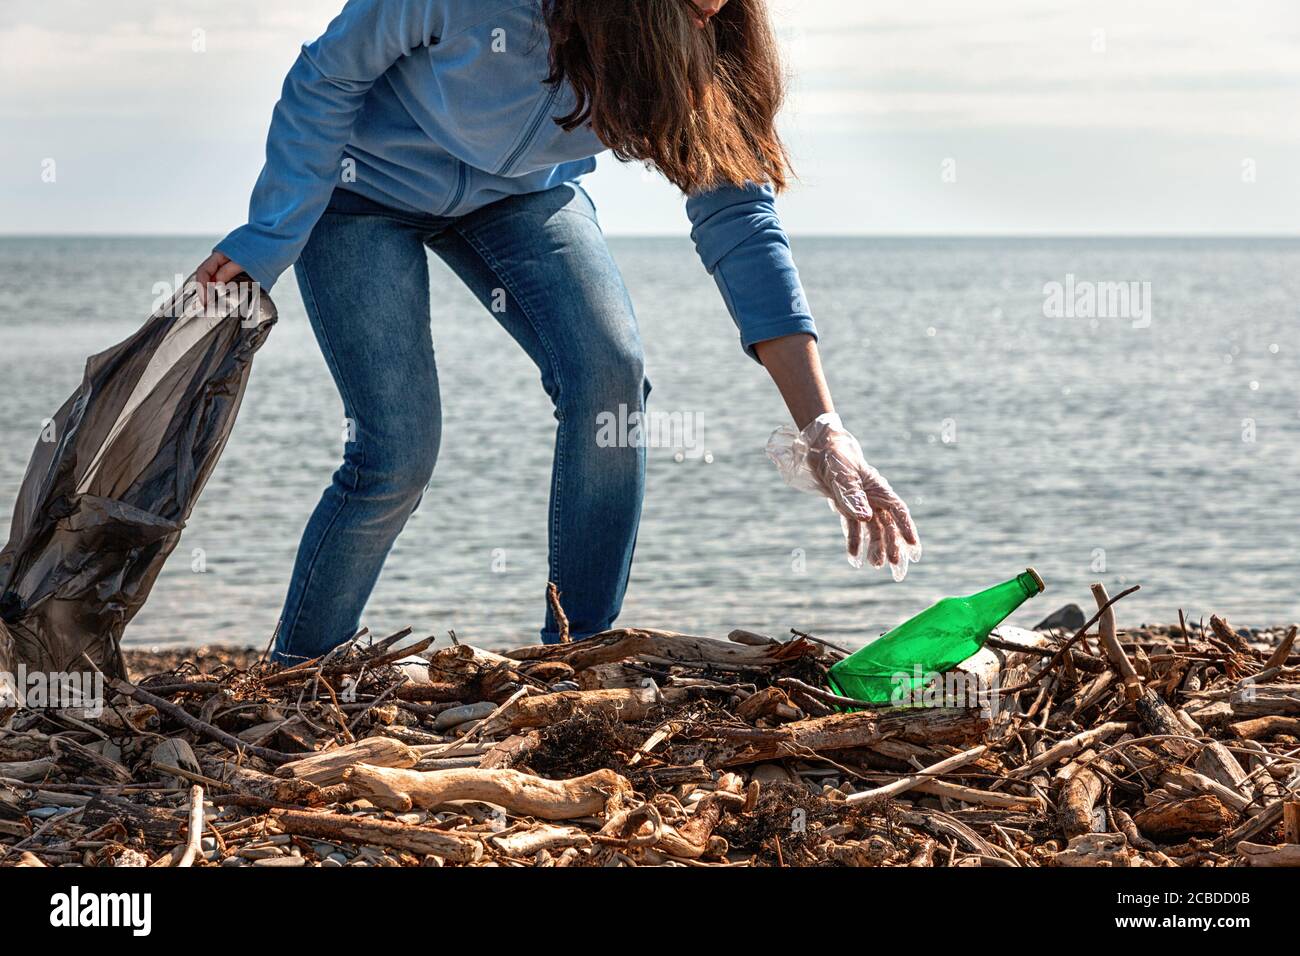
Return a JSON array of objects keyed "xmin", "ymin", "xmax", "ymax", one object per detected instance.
[{"xmin": 1026, "ymin": 567, "xmax": 1046, "ymax": 594}]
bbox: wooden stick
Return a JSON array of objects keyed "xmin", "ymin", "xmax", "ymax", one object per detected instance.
[
  {"xmin": 261, "ymin": 635, "xmax": 435, "ymax": 687},
  {"xmin": 174, "ymin": 785, "xmax": 204, "ymax": 868},
  {"xmin": 106, "ymin": 676, "xmax": 293, "ymax": 766},
  {"xmin": 1092, "ymin": 583, "xmax": 1142, "ymax": 700},
  {"xmin": 845, "ymin": 745, "xmax": 988, "ymax": 804},
  {"xmin": 198, "ymin": 755, "xmax": 322, "ymax": 805},
  {"xmin": 709, "ymin": 708, "xmax": 989, "ymax": 768},
  {"xmin": 505, "ymin": 628, "xmax": 817, "ymax": 671},
  {"xmin": 1265, "ymin": 625, "xmax": 1299, "ymax": 672},
  {"xmin": 547, "ymin": 582, "xmax": 571, "ymax": 645},
  {"xmin": 1010, "ymin": 722, "xmax": 1134, "ymax": 778},
  {"xmin": 273, "ymin": 809, "xmax": 478, "ymax": 862},
  {"xmin": 775, "ymin": 676, "xmax": 897, "ymax": 712},
  {"xmin": 486, "ymin": 686, "xmax": 698, "ymax": 734},
  {"xmin": 1000, "ymin": 585, "xmax": 1141, "ymax": 693},
  {"xmin": 861, "ymin": 775, "xmax": 1044, "ymax": 810}
]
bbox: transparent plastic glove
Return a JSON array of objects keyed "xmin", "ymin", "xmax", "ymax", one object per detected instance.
[{"xmin": 767, "ymin": 412, "xmax": 922, "ymax": 580}]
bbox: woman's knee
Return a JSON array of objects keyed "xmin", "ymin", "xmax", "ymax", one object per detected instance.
[
  {"xmin": 563, "ymin": 336, "xmax": 649, "ymax": 418},
  {"xmin": 343, "ymin": 428, "xmax": 440, "ymax": 506}
]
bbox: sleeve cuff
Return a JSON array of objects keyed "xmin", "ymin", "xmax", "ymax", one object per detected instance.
[
  {"xmin": 740, "ymin": 317, "xmax": 819, "ymax": 362},
  {"xmin": 214, "ymin": 235, "xmax": 282, "ymax": 294}
]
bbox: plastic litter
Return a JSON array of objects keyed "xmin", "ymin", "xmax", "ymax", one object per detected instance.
[{"xmin": 0, "ymin": 276, "xmax": 275, "ymax": 679}]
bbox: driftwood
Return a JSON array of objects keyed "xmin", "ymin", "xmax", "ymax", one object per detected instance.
[
  {"xmin": 343, "ymin": 765, "xmax": 632, "ymax": 818},
  {"xmin": 174, "ymin": 785, "xmax": 205, "ymax": 868},
  {"xmin": 846, "ymin": 744, "xmax": 988, "ymax": 804},
  {"xmin": 653, "ymin": 773, "xmax": 745, "ymax": 859},
  {"xmin": 679, "ymin": 708, "xmax": 990, "ymax": 768},
  {"xmin": 734, "ymin": 687, "xmax": 803, "ymax": 723},
  {"xmin": 490, "ymin": 825, "xmax": 591, "ymax": 857},
  {"xmin": 1058, "ymin": 763, "xmax": 1106, "ymax": 838},
  {"xmin": 199, "ymin": 755, "xmax": 323, "ymax": 806},
  {"xmin": 275, "ymin": 737, "xmax": 419, "ymax": 786},
  {"xmin": 1091, "ymin": 584, "xmax": 1143, "ymax": 701},
  {"xmin": 7, "ymin": 596, "xmax": 1298, "ymax": 868},
  {"xmin": 1010, "ymin": 722, "xmax": 1133, "ymax": 778},
  {"xmin": 878, "ymin": 776, "xmax": 1044, "ymax": 810},
  {"xmin": 261, "ymin": 635, "xmax": 436, "ymax": 687},
  {"xmin": 1134, "ymin": 687, "xmax": 1252, "ymax": 795},
  {"xmin": 273, "ymin": 809, "xmax": 478, "ymax": 862},
  {"xmin": 109, "ymin": 677, "xmax": 293, "ymax": 765},
  {"xmin": 1228, "ymin": 716, "xmax": 1300, "ymax": 739},
  {"xmin": 1055, "ymin": 832, "xmax": 1135, "ymax": 867},
  {"xmin": 483, "ymin": 686, "xmax": 697, "ymax": 734},
  {"xmin": 504, "ymin": 628, "xmax": 817, "ymax": 672},
  {"xmin": 0, "ymin": 758, "xmax": 57, "ymax": 783},
  {"xmin": 1237, "ymin": 841, "xmax": 1300, "ymax": 866},
  {"xmin": 82, "ymin": 797, "xmax": 183, "ymax": 843},
  {"xmin": 1134, "ymin": 795, "xmax": 1239, "ymax": 841},
  {"xmin": 1284, "ymin": 800, "xmax": 1300, "ymax": 843},
  {"xmin": 1222, "ymin": 687, "xmax": 1300, "ymax": 719},
  {"xmin": 1085, "ymin": 588, "xmax": 1253, "ymax": 803}
]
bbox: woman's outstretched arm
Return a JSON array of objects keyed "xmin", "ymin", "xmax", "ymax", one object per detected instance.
[
  {"xmin": 751, "ymin": 332, "xmax": 832, "ymax": 429},
  {"xmin": 686, "ymin": 184, "xmax": 921, "ymax": 578}
]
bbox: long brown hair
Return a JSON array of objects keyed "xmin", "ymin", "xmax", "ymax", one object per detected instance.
[{"xmin": 542, "ymin": 0, "xmax": 791, "ymax": 194}]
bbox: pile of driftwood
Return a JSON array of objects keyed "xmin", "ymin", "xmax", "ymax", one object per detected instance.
[{"xmin": 2, "ymin": 585, "xmax": 1299, "ymax": 868}]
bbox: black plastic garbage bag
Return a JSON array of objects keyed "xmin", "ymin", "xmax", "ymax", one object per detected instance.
[{"xmin": 0, "ymin": 276, "xmax": 275, "ymax": 682}]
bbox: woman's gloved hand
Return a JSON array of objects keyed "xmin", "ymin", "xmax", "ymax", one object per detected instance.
[{"xmin": 767, "ymin": 412, "xmax": 921, "ymax": 580}]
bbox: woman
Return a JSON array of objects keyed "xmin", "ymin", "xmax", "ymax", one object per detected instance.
[{"xmin": 197, "ymin": 0, "xmax": 921, "ymax": 663}]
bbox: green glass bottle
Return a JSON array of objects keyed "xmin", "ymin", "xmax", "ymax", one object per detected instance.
[{"xmin": 827, "ymin": 568, "xmax": 1045, "ymax": 705}]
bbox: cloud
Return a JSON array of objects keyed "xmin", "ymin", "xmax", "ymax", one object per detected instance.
[
  {"xmin": 779, "ymin": 0, "xmax": 1299, "ymax": 139},
  {"xmin": 1, "ymin": 0, "xmax": 1296, "ymax": 234}
]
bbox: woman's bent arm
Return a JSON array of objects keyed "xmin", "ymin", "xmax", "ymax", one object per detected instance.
[{"xmin": 213, "ymin": 0, "xmax": 445, "ymax": 291}]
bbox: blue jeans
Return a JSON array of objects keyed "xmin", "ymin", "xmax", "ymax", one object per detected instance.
[{"xmin": 275, "ymin": 183, "xmax": 648, "ymax": 663}]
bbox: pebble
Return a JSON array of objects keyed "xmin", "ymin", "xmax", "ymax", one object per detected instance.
[
  {"xmin": 325, "ymin": 852, "xmax": 349, "ymax": 866},
  {"xmin": 312, "ymin": 843, "xmax": 335, "ymax": 858},
  {"xmin": 28, "ymin": 807, "xmax": 68, "ymax": 820},
  {"xmin": 237, "ymin": 845, "xmax": 286, "ymax": 860},
  {"xmin": 432, "ymin": 701, "xmax": 496, "ymax": 731}
]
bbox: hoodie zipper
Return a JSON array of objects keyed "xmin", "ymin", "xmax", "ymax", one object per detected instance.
[
  {"xmin": 498, "ymin": 84, "xmax": 562, "ymax": 177},
  {"xmin": 443, "ymin": 161, "xmax": 468, "ymax": 215}
]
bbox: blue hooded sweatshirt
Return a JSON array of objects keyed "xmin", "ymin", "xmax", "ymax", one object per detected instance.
[{"xmin": 217, "ymin": 0, "xmax": 817, "ymax": 358}]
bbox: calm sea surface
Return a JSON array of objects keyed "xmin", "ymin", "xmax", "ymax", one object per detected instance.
[{"xmin": 1, "ymin": 236, "xmax": 1297, "ymax": 651}]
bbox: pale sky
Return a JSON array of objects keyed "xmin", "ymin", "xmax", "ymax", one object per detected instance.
[{"xmin": 1, "ymin": 0, "xmax": 1297, "ymax": 235}]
